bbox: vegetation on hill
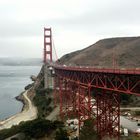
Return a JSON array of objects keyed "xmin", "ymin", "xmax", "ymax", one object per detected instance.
[
  {"xmin": 0, "ymin": 118, "xmax": 67, "ymax": 140},
  {"xmin": 33, "ymin": 79, "xmax": 53, "ymax": 118},
  {"xmin": 79, "ymin": 119, "xmax": 98, "ymax": 140},
  {"xmin": 59, "ymin": 37, "xmax": 140, "ymax": 68},
  {"xmin": 55, "ymin": 128, "xmax": 69, "ymax": 140},
  {"xmin": 120, "ymin": 93, "xmax": 140, "ymax": 107}
]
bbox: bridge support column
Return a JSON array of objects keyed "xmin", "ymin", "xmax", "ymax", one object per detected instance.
[
  {"xmin": 44, "ymin": 65, "xmax": 54, "ymax": 89},
  {"xmin": 62, "ymin": 80, "xmax": 74, "ymax": 118},
  {"xmin": 76, "ymin": 84, "xmax": 96, "ymax": 137},
  {"xmin": 77, "ymin": 86, "xmax": 90, "ymax": 126},
  {"xmin": 53, "ymin": 75, "xmax": 59, "ymax": 107},
  {"xmin": 96, "ymin": 91, "xmax": 120, "ymax": 140},
  {"xmin": 58, "ymin": 78, "xmax": 77, "ymax": 120},
  {"xmin": 59, "ymin": 77, "xmax": 63, "ymax": 119}
]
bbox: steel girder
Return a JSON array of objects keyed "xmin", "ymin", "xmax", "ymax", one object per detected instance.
[
  {"xmin": 96, "ymin": 91, "xmax": 120, "ymax": 140},
  {"xmin": 55, "ymin": 75, "xmax": 93, "ymax": 118},
  {"xmin": 55, "ymin": 69, "xmax": 140, "ymax": 96},
  {"xmin": 56, "ymin": 77, "xmax": 77, "ymax": 119}
]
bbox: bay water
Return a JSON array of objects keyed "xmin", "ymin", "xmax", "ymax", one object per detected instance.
[{"xmin": 0, "ymin": 65, "xmax": 41, "ymax": 120}]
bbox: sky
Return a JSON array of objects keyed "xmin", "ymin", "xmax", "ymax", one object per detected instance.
[{"xmin": 0, "ymin": 0, "xmax": 140, "ymax": 59}]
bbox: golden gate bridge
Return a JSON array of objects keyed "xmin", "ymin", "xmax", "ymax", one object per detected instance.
[{"xmin": 43, "ymin": 27, "xmax": 140, "ymax": 140}]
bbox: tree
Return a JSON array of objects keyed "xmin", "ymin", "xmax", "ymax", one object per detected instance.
[
  {"xmin": 21, "ymin": 119, "xmax": 53, "ymax": 138},
  {"xmin": 55, "ymin": 128, "xmax": 69, "ymax": 140},
  {"xmin": 79, "ymin": 119, "xmax": 98, "ymax": 140}
]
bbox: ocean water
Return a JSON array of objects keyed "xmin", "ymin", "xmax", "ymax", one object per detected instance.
[{"xmin": 0, "ymin": 65, "xmax": 41, "ymax": 120}]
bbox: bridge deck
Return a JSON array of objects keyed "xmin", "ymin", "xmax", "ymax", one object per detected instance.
[
  {"xmin": 54, "ymin": 65, "xmax": 140, "ymax": 75},
  {"xmin": 54, "ymin": 65, "xmax": 140, "ymax": 96}
]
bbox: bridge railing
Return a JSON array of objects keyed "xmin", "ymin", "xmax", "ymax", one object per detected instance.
[{"xmin": 53, "ymin": 64, "xmax": 140, "ymax": 75}]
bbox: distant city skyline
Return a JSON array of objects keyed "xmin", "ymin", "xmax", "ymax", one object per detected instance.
[{"xmin": 0, "ymin": 0, "xmax": 140, "ymax": 58}]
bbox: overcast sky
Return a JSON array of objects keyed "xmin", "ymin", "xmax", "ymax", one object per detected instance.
[{"xmin": 0, "ymin": 0, "xmax": 140, "ymax": 59}]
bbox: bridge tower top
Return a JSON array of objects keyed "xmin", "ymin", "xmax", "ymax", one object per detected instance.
[{"xmin": 44, "ymin": 27, "xmax": 52, "ymax": 63}]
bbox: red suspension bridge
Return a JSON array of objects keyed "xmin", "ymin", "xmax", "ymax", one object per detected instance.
[{"xmin": 43, "ymin": 27, "xmax": 140, "ymax": 140}]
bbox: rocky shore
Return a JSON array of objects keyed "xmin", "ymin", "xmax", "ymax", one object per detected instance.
[{"xmin": 15, "ymin": 92, "xmax": 27, "ymax": 112}]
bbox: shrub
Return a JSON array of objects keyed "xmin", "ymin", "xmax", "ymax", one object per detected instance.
[
  {"xmin": 55, "ymin": 128, "xmax": 69, "ymax": 140},
  {"xmin": 21, "ymin": 119, "xmax": 53, "ymax": 138},
  {"xmin": 80, "ymin": 119, "xmax": 98, "ymax": 140}
]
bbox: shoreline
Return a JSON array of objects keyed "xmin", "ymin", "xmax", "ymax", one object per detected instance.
[
  {"xmin": 15, "ymin": 91, "xmax": 27, "ymax": 112},
  {"xmin": 0, "ymin": 91, "xmax": 26, "ymax": 123},
  {"xmin": 0, "ymin": 89, "xmax": 37, "ymax": 130},
  {"xmin": 0, "ymin": 90, "xmax": 28, "ymax": 123}
]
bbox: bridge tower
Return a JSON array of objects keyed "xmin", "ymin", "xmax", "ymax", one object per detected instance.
[
  {"xmin": 44, "ymin": 27, "xmax": 52, "ymax": 63},
  {"xmin": 44, "ymin": 27, "xmax": 53, "ymax": 89}
]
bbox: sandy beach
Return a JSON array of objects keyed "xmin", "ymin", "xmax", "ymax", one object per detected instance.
[{"xmin": 0, "ymin": 90, "xmax": 37, "ymax": 130}]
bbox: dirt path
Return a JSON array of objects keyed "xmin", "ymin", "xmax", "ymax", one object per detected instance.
[{"xmin": 0, "ymin": 90, "xmax": 37, "ymax": 130}]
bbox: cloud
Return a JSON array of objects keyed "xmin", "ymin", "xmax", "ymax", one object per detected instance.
[{"xmin": 0, "ymin": 0, "xmax": 140, "ymax": 58}]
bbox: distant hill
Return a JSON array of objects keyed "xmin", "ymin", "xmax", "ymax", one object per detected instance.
[
  {"xmin": 0, "ymin": 58, "xmax": 42, "ymax": 66},
  {"xmin": 59, "ymin": 37, "xmax": 140, "ymax": 68}
]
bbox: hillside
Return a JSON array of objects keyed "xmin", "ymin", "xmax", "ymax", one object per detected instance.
[{"xmin": 59, "ymin": 37, "xmax": 140, "ymax": 68}]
